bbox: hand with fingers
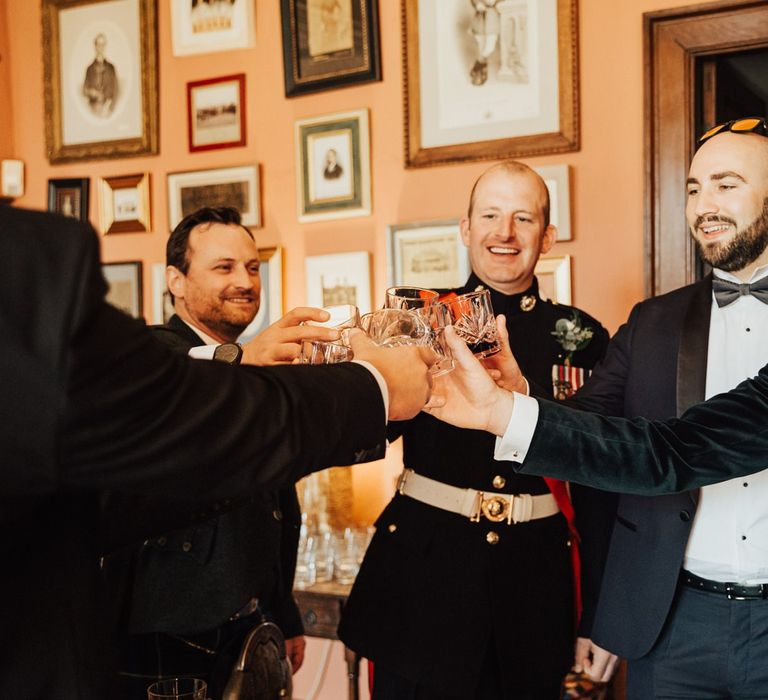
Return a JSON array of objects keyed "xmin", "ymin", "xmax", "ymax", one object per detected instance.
[
  {"xmin": 423, "ymin": 325, "xmax": 514, "ymax": 436},
  {"xmin": 573, "ymin": 637, "xmax": 620, "ymax": 684},
  {"xmin": 346, "ymin": 329, "xmax": 436, "ymax": 421},
  {"xmin": 481, "ymin": 314, "xmax": 529, "ymax": 394},
  {"xmin": 241, "ymin": 307, "xmax": 342, "ymax": 366}
]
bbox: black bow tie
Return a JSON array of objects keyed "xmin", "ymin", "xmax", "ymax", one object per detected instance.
[{"xmin": 712, "ymin": 276, "xmax": 768, "ymax": 308}]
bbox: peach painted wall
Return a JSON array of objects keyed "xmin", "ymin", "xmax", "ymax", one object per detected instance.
[{"xmin": 0, "ymin": 0, "xmax": 13, "ymax": 159}]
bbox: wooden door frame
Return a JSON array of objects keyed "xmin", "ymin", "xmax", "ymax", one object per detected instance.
[{"xmin": 643, "ymin": 0, "xmax": 768, "ymax": 296}]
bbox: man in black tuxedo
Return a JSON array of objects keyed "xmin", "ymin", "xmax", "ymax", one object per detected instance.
[
  {"xmin": 437, "ymin": 121, "xmax": 768, "ymax": 698},
  {"xmin": 339, "ymin": 162, "xmax": 613, "ymax": 699},
  {"xmin": 0, "ymin": 204, "xmax": 434, "ymax": 700},
  {"xmin": 110, "ymin": 207, "xmax": 342, "ymax": 698}
]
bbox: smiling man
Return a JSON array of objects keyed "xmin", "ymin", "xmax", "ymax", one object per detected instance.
[
  {"xmin": 338, "ymin": 162, "xmax": 612, "ymax": 699},
  {"xmin": 106, "ymin": 206, "xmax": 339, "ymax": 700}
]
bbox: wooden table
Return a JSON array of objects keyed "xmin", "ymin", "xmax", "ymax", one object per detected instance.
[{"xmin": 293, "ymin": 580, "xmax": 361, "ymax": 700}]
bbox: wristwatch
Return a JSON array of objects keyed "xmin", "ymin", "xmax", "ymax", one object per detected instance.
[{"xmin": 213, "ymin": 342, "xmax": 243, "ymax": 365}]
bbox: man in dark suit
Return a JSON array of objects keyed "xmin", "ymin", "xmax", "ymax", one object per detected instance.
[
  {"xmin": 0, "ymin": 204, "xmax": 434, "ymax": 700},
  {"xmin": 438, "ymin": 121, "xmax": 768, "ymax": 698},
  {"xmin": 339, "ymin": 162, "xmax": 613, "ymax": 699},
  {"xmin": 110, "ymin": 207, "xmax": 341, "ymax": 698}
]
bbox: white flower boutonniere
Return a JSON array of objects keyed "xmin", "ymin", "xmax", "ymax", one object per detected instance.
[{"xmin": 551, "ymin": 310, "xmax": 594, "ymax": 365}]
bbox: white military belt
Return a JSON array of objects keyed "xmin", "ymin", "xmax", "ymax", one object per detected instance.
[{"xmin": 396, "ymin": 468, "xmax": 560, "ymax": 525}]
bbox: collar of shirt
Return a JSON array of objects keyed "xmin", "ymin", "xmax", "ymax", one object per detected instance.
[{"xmin": 712, "ymin": 262, "xmax": 768, "ymax": 285}]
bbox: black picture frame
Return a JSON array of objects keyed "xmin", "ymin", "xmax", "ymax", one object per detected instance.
[
  {"xmin": 280, "ymin": 0, "xmax": 381, "ymax": 97},
  {"xmin": 47, "ymin": 177, "xmax": 90, "ymax": 222}
]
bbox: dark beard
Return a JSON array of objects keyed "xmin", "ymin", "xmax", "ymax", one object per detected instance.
[{"xmin": 694, "ymin": 197, "xmax": 768, "ymax": 272}]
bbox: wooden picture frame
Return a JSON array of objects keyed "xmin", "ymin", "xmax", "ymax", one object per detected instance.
[
  {"xmin": 403, "ymin": 0, "xmax": 579, "ymax": 167},
  {"xmin": 151, "ymin": 262, "xmax": 175, "ymax": 325},
  {"xmin": 535, "ymin": 254, "xmax": 571, "ymax": 304},
  {"xmin": 534, "ymin": 164, "xmax": 572, "ymax": 241},
  {"xmin": 238, "ymin": 247, "xmax": 285, "ymax": 343},
  {"xmin": 48, "ymin": 177, "xmax": 90, "ymax": 222},
  {"xmin": 103, "ymin": 260, "xmax": 143, "ymax": 318},
  {"xmin": 170, "ymin": 0, "xmax": 255, "ymax": 56},
  {"xmin": 42, "ymin": 0, "xmax": 158, "ymax": 164},
  {"xmin": 187, "ymin": 74, "xmax": 246, "ymax": 153},
  {"xmin": 166, "ymin": 165, "xmax": 261, "ymax": 231},
  {"xmin": 295, "ymin": 109, "xmax": 371, "ymax": 222},
  {"xmin": 387, "ymin": 219, "xmax": 471, "ymax": 288},
  {"xmin": 305, "ymin": 251, "xmax": 372, "ymax": 314},
  {"xmin": 98, "ymin": 173, "xmax": 151, "ymax": 234},
  {"xmin": 280, "ymin": 0, "xmax": 381, "ymax": 97}
]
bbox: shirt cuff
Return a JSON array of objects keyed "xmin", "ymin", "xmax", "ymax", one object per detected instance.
[
  {"xmin": 188, "ymin": 345, "xmax": 217, "ymax": 360},
  {"xmin": 352, "ymin": 360, "xmax": 389, "ymax": 422},
  {"xmin": 494, "ymin": 392, "xmax": 539, "ymax": 462}
]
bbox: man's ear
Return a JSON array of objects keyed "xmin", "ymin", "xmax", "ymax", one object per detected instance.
[
  {"xmin": 166, "ymin": 266, "xmax": 185, "ymax": 301},
  {"xmin": 459, "ymin": 216, "xmax": 471, "ymax": 246},
  {"xmin": 540, "ymin": 224, "xmax": 557, "ymax": 255}
]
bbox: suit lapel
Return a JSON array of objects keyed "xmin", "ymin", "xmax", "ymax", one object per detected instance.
[
  {"xmin": 676, "ymin": 274, "xmax": 713, "ymax": 506},
  {"xmin": 167, "ymin": 314, "xmax": 206, "ymax": 347}
]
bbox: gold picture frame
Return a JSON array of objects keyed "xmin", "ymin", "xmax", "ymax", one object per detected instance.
[
  {"xmin": 403, "ymin": 0, "xmax": 579, "ymax": 168},
  {"xmin": 535, "ymin": 254, "xmax": 571, "ymax": 305},
  {"xmin": 42, "ymin": 0, "xmax": 158, "ymax": 164},
  {"xmin": 98, "ymin": 173, "xmax": 151, "ymax": 234}
]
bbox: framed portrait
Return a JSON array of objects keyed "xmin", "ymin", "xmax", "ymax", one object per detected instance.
[
  {"xmin": 534, "ymin": 164, "xmax": 571, "ymax": 241},
  {"xmin": 151, "ymin": 262, "xmax": 175, "ymax": 325},
  {"xmin": 295, "ymin": 109, "xmax": 371, "ymax": 223},
  {"xmin": 98, "ymin": 173, "xmax": 150, "ymax": 234},
  {"xmin": 170, "ymin": 0, "xmax": 255, "ymax": 57},
  {"xmin": 103, "ymin": 261, "xmax": 143, "ymax": 318},
  {"xmin": 47, "ymin": 177, "xmax": 90, "ymax": 222},
  {"xmin": 280, "ymin": 0, "xmax": 381, "ymax": 97},
  {"xmin": 167, "ymin": 165, "xmax": 261, "ymax": 231},
  {"xmin": 187, "ymin": 74, "xmax": 246, "ymax": 152},
  {"xmin": 42, "ymin": 0, "xmax": 158, "ymax": 164},
  {"xmin": 387, "ymin": 219, "xmax": 471, "ymax": 288},
  {"xmin": 535, "ymin": 254, "xmax": 571, "ymax": 304},
  {"xmin": 403, "ymin": 0, "xmax": 579, "ymax": 167},
  {"xmin": 305, "ymin": 251, "xmax": 372, "ymax": 314},
  {"xmin": 238, "ymin": 247, "xmax": 285, "ymax": 343}
]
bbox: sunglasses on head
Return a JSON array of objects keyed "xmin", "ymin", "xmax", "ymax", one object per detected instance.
[{"xmin": 698, "ymin": 117, "xmax": 768, "ymax": 146}]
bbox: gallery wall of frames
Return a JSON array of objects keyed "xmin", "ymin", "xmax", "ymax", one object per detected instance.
[{"xmin": 0, "ymin": 0, "xmax": 652, "ymax": 345}]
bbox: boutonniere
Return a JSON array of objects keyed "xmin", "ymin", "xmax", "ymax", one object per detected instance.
[{"xmin": 551, "ymin": 310, "xmax": 594, "ymax": 364}]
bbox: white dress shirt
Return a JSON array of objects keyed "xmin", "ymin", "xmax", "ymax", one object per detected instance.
[
  {"xmin": 685, "ymin": 264, "xmax": 768, "ymax": 584},
  {"xmin": 497, "ymin": 265, "xmax": 768, "ymax": 584}
]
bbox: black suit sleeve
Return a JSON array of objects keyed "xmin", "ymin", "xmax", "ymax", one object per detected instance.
[
  {"xmin": 517, "ymin": 366, "xmax": 768, "ymax": 493},
  {"xmin": 56, "ymin": 220, "xmax": 386, "ymax": 501}
]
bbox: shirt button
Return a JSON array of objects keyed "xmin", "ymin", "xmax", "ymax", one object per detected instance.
[
  {"xmin": 679, "ymin": 510, "xmax": 691, "ymax": 522},
  {"xmin": 511, "ymin": 450, "xmax": 520, "ymax": 459},
  {"xmin": 742, "ymin": 535, "xmax": 747, "ymax": 541},
  {"xmin": 744, "ymin": 482, "xmax": 749, "ymax": 487},
  {"xmin": 272, "ymin": 509, "xmax": 283, "ymax": 521},
  {"xmin": 182, "ymin": 541, "xmax": 193, "ymax": 552},
  {"xmin": 388, "ymin": 524, "xmax": 397, "ymax": 533},
  {"xmin": 492, "ymin": 475, "xmax": 506, "ymax": 489},
  {"xmin": 486, "ymin": 531, "xmax": 500, "ymax": 545}
]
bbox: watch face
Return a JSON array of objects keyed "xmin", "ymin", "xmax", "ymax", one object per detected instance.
[{"xmin": 214, "ymin": 343, "xmax": 242, "ymax": 364}]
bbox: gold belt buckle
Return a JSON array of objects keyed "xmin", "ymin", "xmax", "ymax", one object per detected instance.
[
  {"xmin": 470, "ymin": 492, "xmax": 514, "ymax": 524},
  {"xmin": 482, "ymin": 494, "xmax": 514, "ymax": 524}
]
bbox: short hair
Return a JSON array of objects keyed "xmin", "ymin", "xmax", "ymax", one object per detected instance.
[
  {"xmin": 166, "ymin": 206, "xmax": 254, "ymax": 304},
  {"xmin": 467, "ymin": 161, "xmax": 550, "ymax": 228},
  {"xmin": 166, "ymin": 206, "xmax": 254, "ymax": 273}
]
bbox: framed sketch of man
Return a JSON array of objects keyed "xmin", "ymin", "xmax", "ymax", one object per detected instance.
[
  {"xmin": 403, "ymin": 0, "xmax": 578, "ymax": 167},
  {"xmin": 295, "ymin": 109, "xmax": 371, "ymax": 222},
  {"xmin": 42, "ymin": 0, "xmax": 158, "ymax": 164}
]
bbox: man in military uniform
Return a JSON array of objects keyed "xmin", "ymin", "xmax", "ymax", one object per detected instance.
[{"xmin": 338, "ymin": 162, "xmax": 614, "ymax": 699}]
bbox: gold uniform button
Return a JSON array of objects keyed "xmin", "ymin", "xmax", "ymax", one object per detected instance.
[
  {"xmin": 486, "ymin": 531, "xmax": 500, "ymax": 545},
  {"xmin": 388, "ymin": 524, "xmax": 397, "ymax": 533},
  {"xmin": 492, "ymin": 475, "xmax": 506, "ymax": 489}
]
